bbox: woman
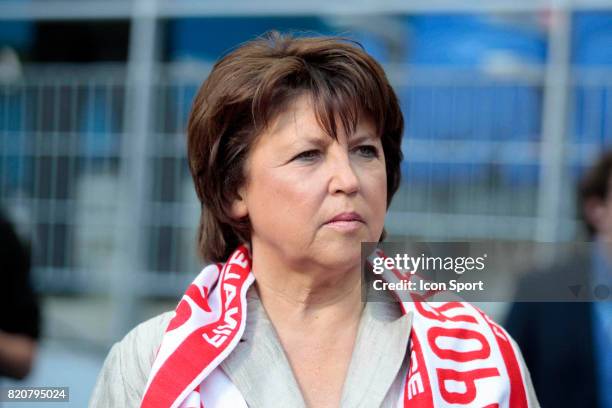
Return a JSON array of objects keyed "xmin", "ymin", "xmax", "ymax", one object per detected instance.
[{"xmin": 91, "ymin": 32, "xmax": 539, "ymax": 407}]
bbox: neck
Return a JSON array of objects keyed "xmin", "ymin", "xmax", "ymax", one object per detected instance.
[{"xmin": 250, "ymin": 242, "xmax": 364, "ymax": 331}]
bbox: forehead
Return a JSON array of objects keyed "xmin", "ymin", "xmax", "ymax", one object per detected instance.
[{"xmin": 266, "ymin": 94, "xmax": 377, "ymax": 142}]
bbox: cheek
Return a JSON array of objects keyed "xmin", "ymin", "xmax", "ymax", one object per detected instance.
[
  {"xmin": 367, "ymin": 168, "xmax": 388, "ymax": 235},
  {"xmin": 247, "ymin": 169, "xmax": 321, "ymax": 232},
  {"xmin": 361, "ymin": 165, "xmax": 388, "ymax": 209}
]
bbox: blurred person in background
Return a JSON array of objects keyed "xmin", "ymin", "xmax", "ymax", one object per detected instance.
[
  {"xmin": 505, "ymin": 151, "xmax": 612, "ymax": 408},
  {"xmin": 91, "ymin": 32, "xmax": 539, "ymax": 407},
  {"xmin": 0, "ymin": 208, "xmax": 40, "ymax": 380}
]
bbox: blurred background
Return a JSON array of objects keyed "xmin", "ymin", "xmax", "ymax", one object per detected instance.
[{"xmin": 0, "ymin": 0, "xmax": 610, "ymax": 406}]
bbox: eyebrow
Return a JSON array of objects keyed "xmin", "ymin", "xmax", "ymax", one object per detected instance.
[
  {"xmin": 293, "ymin": 136, "xmax": 329, "ymax": 148},
  {"xmin": 292, "ymin": 132, "xmax": 378, "ymax": 148},
  {"xmin": 349, "ymin": 133, "xmax": 379, "ymax": 145}
]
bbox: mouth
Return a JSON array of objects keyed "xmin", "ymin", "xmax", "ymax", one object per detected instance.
[
  {"xmin": 324, "ymin": 212, "xmax": 365, "ymax": 231},
  {"xmin": 326, "ymin": 211, "xmax": 364, "ymax": 223}
]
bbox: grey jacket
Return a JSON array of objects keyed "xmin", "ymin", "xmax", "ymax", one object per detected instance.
[{"xmin": 90, "ymin": 288, "xmax": 540, "ymax": 407}]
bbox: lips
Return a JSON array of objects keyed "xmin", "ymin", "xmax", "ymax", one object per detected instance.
[{"xmin": 326, "ymin": 211, "xmax": 364, "ymax": 224}]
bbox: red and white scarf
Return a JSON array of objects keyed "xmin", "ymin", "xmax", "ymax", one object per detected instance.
[{"xmin": 141, "ymin": 245, "xmax": 532, "ymax": 407}]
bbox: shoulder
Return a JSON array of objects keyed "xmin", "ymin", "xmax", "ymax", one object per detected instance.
[
  {"xmin": 119, "ymin": 311, "xmax": 175, "ymax": 365},
  {"xmin": 90, "ymin": 311, "xmax": 174, "ymax": 407}
]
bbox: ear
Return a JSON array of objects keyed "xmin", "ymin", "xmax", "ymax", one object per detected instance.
[
  {"xmin": 229, "ymin": 186, "xmax": 248, "ymax": 220},
  {"xmin": 584, "ymin": 196, "xmax": 605, "ymax": 233}
]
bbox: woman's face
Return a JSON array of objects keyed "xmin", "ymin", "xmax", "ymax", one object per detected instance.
[{"xmin": 232, "ymin": 94, "xmax": 387, "ymax": 271}]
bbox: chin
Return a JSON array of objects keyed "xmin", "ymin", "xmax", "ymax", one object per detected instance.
[{"xmin": 315, "ymin": 242, "xmax": 362, "ymax": 269}]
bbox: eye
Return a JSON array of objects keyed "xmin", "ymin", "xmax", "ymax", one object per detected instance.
[
  {"xmin": 293, "ymin": 149, "xmax": 321, "ymax": 162},
  {"xmin": 355, "ymin": 145, "xmax": 379, "ymax": 158}
]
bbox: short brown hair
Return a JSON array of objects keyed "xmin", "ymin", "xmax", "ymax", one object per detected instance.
[
  {"xmin": 187, "ymin": 31, "xmax": 404, "ymax": 263},
  {"xmin": 579, "ymin": 150, "xmax": 612, "ymax": 236}
]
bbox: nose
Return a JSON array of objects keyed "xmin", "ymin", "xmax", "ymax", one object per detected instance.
[{"xmin": 328, "ymin": 150, "xmax": 360, "ymax": 195}]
